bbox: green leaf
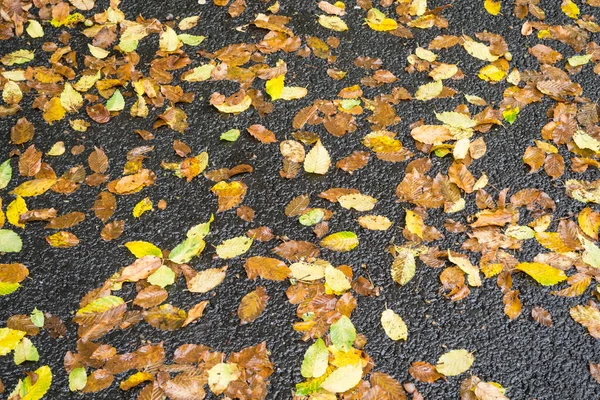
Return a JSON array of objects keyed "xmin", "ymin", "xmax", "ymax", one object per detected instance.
[
  {"xmin": 0, "ymin": 159, "xmax": 12, "ymax": 189},
  {"xmin": 169, "ymin": 236, "xmax": 205, "ymax": 264},
  {"xmin": 124, "ymin": 241, "xmax": 162, "ymax": 258},
  {"xmin": 320, "ymin": 231, "xmax": 359, "ymax": 252},
  {"xmin": 215, "ymin": 236, "xmax": 253, "ymax": 259},
  {"xmin": 299, "ymin": 209, "xmax": 325, "ymax": 226},
  {"xmin": 69, "ymin": 367, "xmax": 87, "ymax": 392},
  {"xmin": 0, "ymin": 282, "xmax": 20, "ymax": 296},
  {"xmin": 0, "ymin": 328, "xmax": 26, "ymax": 356},
  {"xmin": 147, "ymin": 265, "xmax": 175, "ymax": 288},
  {"xmin": 14, "ymin": 337, "xmax": 39, "ymax": 365},
  {"xmin": 502, "ymin": 106, "xmax": 519, "ymax": 125},
  {"xmin": 329, "ymin": 316, "xmax": 356, "ymax": 352},
  {"xmin": 187, "ymin": 214, "xmax": 214, "ymax": 239},
  {"xmin": 106, "ymin": 89, "xmax": 125, "ymax": 112},
  {"xmin": 178, "ymin": 34, "xmax": 206, "ymax": 46},
  {"xmin": 220, "ymin": 129, "xmax": 240, "ymax": 142},
  {"xmin": 30, "ymin": 308, "xmax": 44, "ymax": 328},
  {"xmin": 0, "ymin": 230, "xmax": 22, "ymax": 253},
  {"xmin": 301, "ymin": 338, "xmax": 328, "ymax": 378}
]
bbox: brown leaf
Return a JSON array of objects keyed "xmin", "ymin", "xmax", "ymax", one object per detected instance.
[
  {"xmin": 236, "ymin": 205, "xmax": 255, "ymax": 222},
  {"xmin": 284, "ymin": 194, "xmax": 309, "ymax": 216},
  {"xmin": 271, "ymin": 240, "xmax": 319, "ymax": 260},
  {"xmin": 11, "ymin": 117, "xmax": 34, "ymax": 144},
  {"xmin": 247, "ymin": 124, "xmax": 277, "ymax": 143},
  {"xmin": 100, "ymin": 220, "xmax": 124, "ymax": 241},
  {"xmin": 183, "ymin": 301, "xmax": 209, "ymax": 327},
  {"xmin": 88, "ymin": 147, "xmax": 109, "ymax": 173},
  {"xmin": 46, "ymin": 212, "xmax": 85, "ymax": 229},
  {"xmin": 590, "ymin": 363, "xmax": 600, "ymax": 384},
  {"xmin": 144, "ymin": 304, "xmax": 187, "ymax": 331},
  {"xmin": 336, "ymin": 151, "xmax": 370, "ymax": 174},
  {"xmin": 244, "ymin": 256, "xmax": 291, "ymax": 281},
  {"xmin": 531, "ymin": 306, "xmax": 553, "ymax": 327},
  {"xmin": 133, "ymin": 286, "xmax": 169, "ymax": 309},
  {"xmin": 523, "ymin": 146, "xmax": 545, "ymax": 172},
  {"xmin": 93, "ymin": 192, "xmax": 117, "ymax": 223},
  {"xmin": 544, "ymin": 153, "xmax": 564, "ymax": 179},
  {"xmin": 503, "ymin": 290, "xmax": 522, "ymax": 320},
  {"xmin": 46, "ymin": 231, "xmax": 80, "ymax": 248},
  {"xmin": 19, "ymin": 145, "xmax": 42, "ymax": 177},
  {"xmin": 238, "ymin": 286, "xmax": 269, "ymax": 324},
  {"xmin": 247, "ymin": 226, "xmax": 274, "ymax": 241},
  {"xmin": 370, "ymin": 372, "xmax": 407, "ymax": 399},
  {"xmin": 408, "ymin": 361, "xmax": 444, "ymax": 383},
  {"xmin": 448, "ymin": 162, "xmax": 475, "ymax": 193}
]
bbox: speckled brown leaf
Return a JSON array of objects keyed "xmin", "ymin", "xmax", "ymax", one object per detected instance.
[{"xmin": 238, "ymin": 286, "xmax": 269, "ymax": 324}]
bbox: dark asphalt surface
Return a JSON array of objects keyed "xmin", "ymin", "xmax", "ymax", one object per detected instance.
[{"xmin": 1, "ymin": 0, "xmax": 600, "ymax": 398}]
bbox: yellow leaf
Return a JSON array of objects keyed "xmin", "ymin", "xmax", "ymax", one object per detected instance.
[
  {"xmin": 280, "ymin": 86, "xmax": 308, "ymax": 100},
  {"xmin": 448, "ymin": 250, "xmax": 482, "ymax": 287},
  {"xmin": 338, "ymin": 193, "xmax": 377, "ymax": 212},
  {"xmin": 515, "ymin": 262, "xmax": 568, "ymax": 286},
  {"xmin": 124, "ymin": 241, "xmax": 163, "ymax": 258},
  {"xmin": 290, "ymin": 261, "xmax": 326, "ymax": 281},
  {"xmin": 212, "ymin": 95, "xmax": 252, "ymax": 113},
  {"xmin": 60, "ymin": 82, "xmax": 83, "ymax": 113},
  {"xmin": 436, "ymin": 349, "xmax": 474, "ymax": 376},
  {"xmin": 561, "ymin": 0, "xmax": 580, "ymax": 19},
  {"xmin": 318, "ymin": 15, "xmax": 348, "ymax": 31},
  {"xmin": 358, "ymin": 215, "xmax": 392, "ymax": 230},
  {"xmin": 133, "ymin": 197, "xmax": 153, "ymax": 218},
  {"xmin": 483, "ymin": 0, "xmax": 501, "ymax": 15},
  {"xmin": 320, "ymin": 231, "xmax": 359, "ymax": 252},
  {"xmin": 2, "ymin": 80, "xmax": 22, "ymax": 104},
  {"xmin": 215, "ymin": 236, "xmax": 253, "ymax": 259},
  {"xmin": 26, "ymin": 20, "xmax": 44, "ymax": 38},
  {"xmin": 405, "ymin": 210, "xmax": 424, "ymax": 238},
  {"xmin": 0, "ymin": 327, "xmax": 26, "ymax": 355},
  {"xmin": 187, "ymin": 266, "xmax": 227, "ymax": 293},
  {"xmin": 391, "ymin": 247, "xmax": 416, "ymax": 285},
  {"xmin": 381, "ymin": 309, "xmax": 408, "ymax": 341},
  {"xmin": 462, "ymin": 37, "xmax": 499, "ymax": 62},
  {"xmin": 304, "ymin": 140, "xmax": 331, "ymax": 175},
  {"xmin": 208, "ymin": 363, "xmax": 241, "ymax": 395},
  {"xmin": 20, "ymin": 365, "xmax": 52, "ymax": 400},
  {"xmin": 365, "ymin": 8, "xmax": 398, "ymax": 31},
  {"xmin": 88, "ymin": 44, "xmax": 110, "ymax": 59},
  {"xmin": 76, "ymin": 295, "xmax": 125, "ymax": 317},
  {"xmin": 182, "ymin": 64, "xmax": 215, "ymax": 82},
  {"xmin": 320, "ymin": 363, "xmax": 363, "ymax": 393},
  {"xmin": 43, "ymin": 97, "xmax": 66, "ymax": 124},
  {"xmin": 325, "ymin": 265, "xmax": 351, "ymax": 294},
  {"xmin": 266, "ymin": 74, "xmax": 284, "ymax": 100},
  {"xmin": 7, "ymin": 196, "xmax": 27, "ymax": 228},
  {"xmin": 573, "ymin": 130, "xmax": 600, "ymax": 152},
  {"xmin": 11, "ymin": 178, "xmax": 56, "ymax": 197},
  {"xmin": 415, "ymin": 80, "xmax": 443, "ymax": 101},
  {"xmin": 159, "ymin": 26, "xmax": 180, "ymax": 52}
]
